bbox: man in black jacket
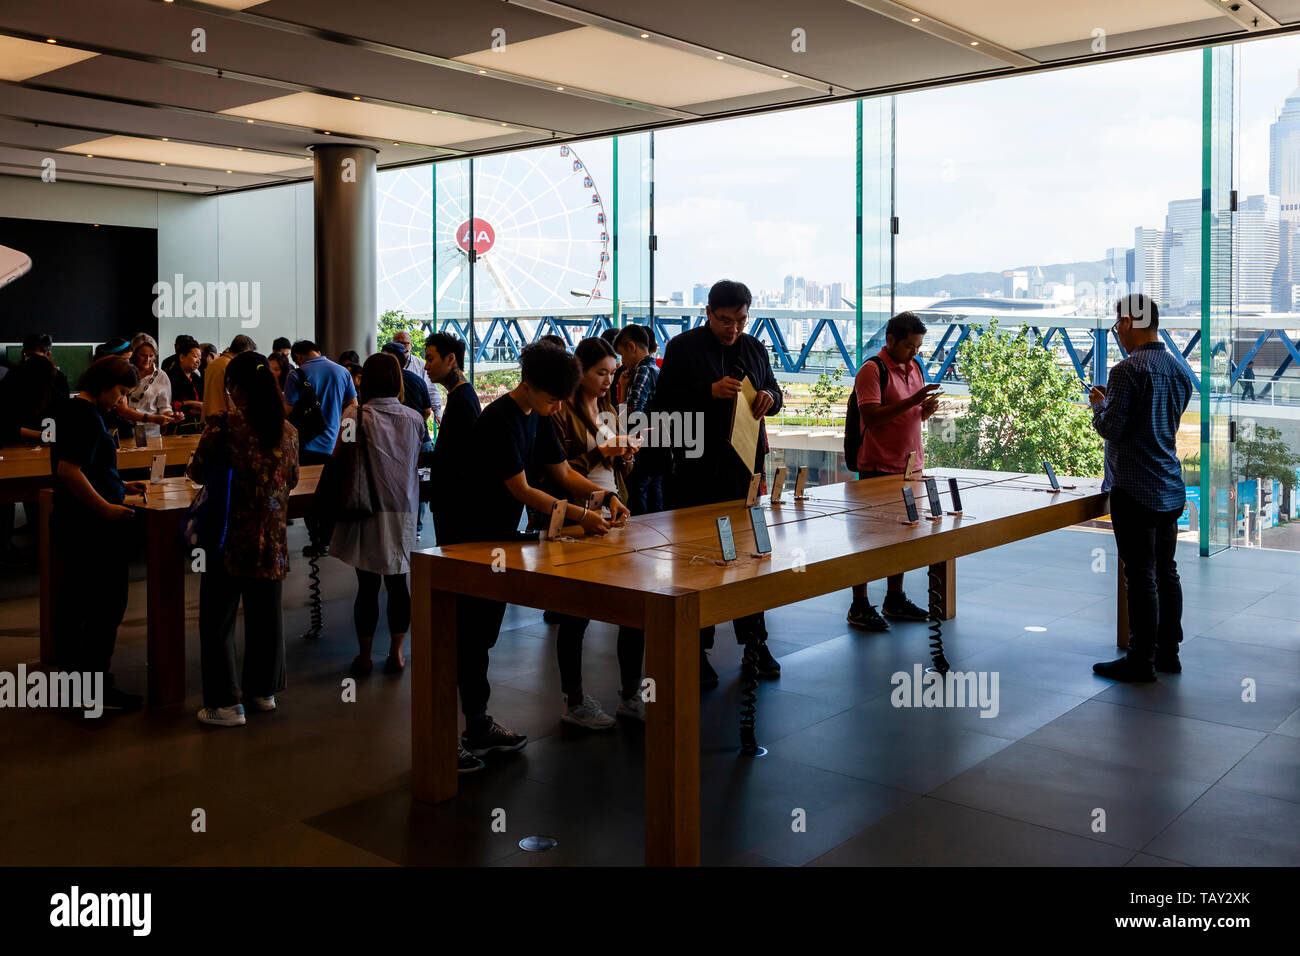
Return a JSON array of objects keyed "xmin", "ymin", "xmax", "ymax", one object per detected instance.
[{"xmin": 653, "ymin": 279, "xmax": 783, "ymax": 688}]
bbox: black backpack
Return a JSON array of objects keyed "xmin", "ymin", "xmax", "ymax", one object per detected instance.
[
  {"xmin": 843, "ymin": 356, "xmax": 924, "ymax": 466},
  {"xmin": 288, "ymin": 374, "xmax": 327, "ymax": 445}
]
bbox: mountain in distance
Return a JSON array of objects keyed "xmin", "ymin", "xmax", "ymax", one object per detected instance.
[{"xmin": 867, "ymin": 259, "xmax": 1109, "ymax": 298}]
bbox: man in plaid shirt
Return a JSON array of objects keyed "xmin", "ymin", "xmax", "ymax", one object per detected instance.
[{"xmin": 1089, "ymin": 293, "xmax": 1195, "ymax": 682}]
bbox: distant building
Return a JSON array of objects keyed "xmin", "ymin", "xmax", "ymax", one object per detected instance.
[
  {"xmin": 1238, "ymin": 194, "xmax": 1280, "ymax": 312},
  {"xmin": 1104, "ymin": 246, "xmax": 1131, "ymax": 299},
  {"xmin": 669, "ymin": 290, "xmax": 684, "ymax": 306},
  {"xmin": 1133, "ymin": 227, "xmax": 1172, "ymax": 304},
  {"xmin": 1166, "ymin": 198, "xmax": 1201, "ymax": 310},
  {"xmin": 829, "ymin": 281, "xmax": 844, "ymax": 309},
  {"xmin": 1002, "ymin": 269, "xmax": 1028, "ymax": 298},
  {"xmin": 692, "ymin": 283, "xmax": 708, "ymax": 306},
  {"xmin": 1271, "ymin": 73, "xmax": 1300, "ymax": 309}
]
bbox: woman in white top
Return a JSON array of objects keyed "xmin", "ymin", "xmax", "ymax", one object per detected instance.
[
  {"xmin": 329, "ymin": 353, "xmax": 427, "ymax": 676},
  {"xmin": 119, "ymin": 333, "xmax": 174, "ymax": 439},
  {"xmin": 548, "ymin": 337, "xmax": 643, "ymax": 728}
]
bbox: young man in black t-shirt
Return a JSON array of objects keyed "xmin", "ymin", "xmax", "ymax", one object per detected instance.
[
  {"xmin": 424, "ymin": 334, "xmax": 477, "ymax": 546},
  {"xmin": 451, "ymin": 342, "xmax": 631, "ymax": 762}
]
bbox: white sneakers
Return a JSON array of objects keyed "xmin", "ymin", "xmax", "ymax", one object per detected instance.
[
  {"xmin": 561, "ymin": 693, "xmax": 647, "ymax": 727},
  {"xmin": 561, "ymin": 693, "xmax": 616, "ymax": 730},
  {"xmin": 616, "ymin": 696, "xmax": 646, "ymax": 722},
  {"xmin": 197, "ymin": 704, "xmax": 246, "ymax": 727},
  {"xmin": 198, "ymin": 696, "xmax": 275, "ymax": 727}
]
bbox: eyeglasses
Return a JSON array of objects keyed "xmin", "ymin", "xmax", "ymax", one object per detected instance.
[{"xmin": 712, "ymin": 314, "xmax": 748, "ymax": 329}]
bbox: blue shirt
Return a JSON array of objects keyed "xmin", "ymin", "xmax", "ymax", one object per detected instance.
[
  {"xmin": 284, "ymin": 355, "xmax": 357, "ymax": 455},
  {"xmin": 1091, "ymin": 341, "xmax": 1195, "ymax": 512}
]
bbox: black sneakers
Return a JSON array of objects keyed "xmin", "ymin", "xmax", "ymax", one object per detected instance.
[
  {"xmin": 1092, "ymin": 656, "xmax": 1157, "ymax": 683},
  {"xmin": 462, "ymin": 717, "xmax": 528, "ymax": 756},
  {"xmin": 742, "ymin": 642, "xmax": 781, "ymax": 680},
  {"xmin": 1154, "ymin": 652, "xmax": 1182, "ymax": 674},
  {"xmin": 847, "ymin": 601, "xmax": 890, "ymax": 631},
  {"xmin": 700, "ymin": 651, "xmax": 719, "ymax": 690},
  {"xmin": 882, "ymin": 593, "xmax": 930, "ymax": 622},
  {"xmin": 458, "ymin": 744, "xmax": 486, "ymax": 774}
]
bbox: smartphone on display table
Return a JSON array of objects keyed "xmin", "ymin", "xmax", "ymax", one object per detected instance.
[
  {"xmin": 793, "ymin": 466, "xmax": 808, "ymax": 498},
  {"xmin": 948, "ymin": 477, "xmax": 963, "ymax": 513},
  {"xmin": 924, "ymin": 477, "xmax": 943, "ymax": 518},
  {"xmin": 1043, "ymin": 460, "xmax": 1061, "ymax": 491},
  {"xmin": 717, "ymin": 516, "xmax": 738, "ymax": 562},
  {"xmin": 770, "ymin": 467, "xmax": 786, "ymax": 502},
  {"xmin": 749, "ymin": 507, "xmax": 772, "ymax": 555},
  {"xmin": 901, "ymin": 486, "xmax": 920, "ymax": 523}
]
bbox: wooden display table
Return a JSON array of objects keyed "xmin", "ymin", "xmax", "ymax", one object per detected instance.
[{"xmin": 409, "ymin": 469, "xmax": 1113, "ymax": 866}]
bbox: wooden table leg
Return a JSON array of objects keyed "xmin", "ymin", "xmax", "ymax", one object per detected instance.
[
  {"xmin": 927, "ymin": 559, "xmax": 956, "ymax": 621},
  {"xmin": 38, "ymin": 489, "xmax": 54, "ymax": 666},
  {"xmin": 643, "ymin": 592, "xmax": 700, "ymax": 867},
  {"xmin": 1116, "ymin": 556, "xmax": 1129, "ymax": 650},
  {"xmin": 146, "ymin": 511, "xmax": 187, "ymax": 707},
  {"xmin": 411, "ymin": 555, "xmax": 458, "ymax": 803}
]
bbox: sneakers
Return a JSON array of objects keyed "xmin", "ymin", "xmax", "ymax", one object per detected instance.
[
  {"xmin": 101, "ymin": 686, "xmax": 143, "ymax": 713},
  {"xmin": 882, "ymin": 593, "xmax": 930, "ymax": 622},
  {"xmin": 742, "ymin": 642, "xmax": 782, "ymax": 680},
  {"xmin": 700, "ymin": 651, "xmax": 719, "ymax": 690},
  {"xmin": 1092, "ymin": 656, "xmax": 1157, "ymax": 683},
  {"xmin": 617, "ymin": 695, "xmax": 646, "ymax": 722},
  {"xmin": 1154, "ymin": 652, "xmax": 1182, "ymax": 674},
  {"xmin": 562, "ymin": 693, "xmax": 617, "ymax": 730},
  {"xmin": 847, "ymin": 601, "xmax": 890, "ymax": 631},
  {"xmin": 462, "ymin": 717, "xmax": 528, "ymax": 756},
  {"xmin": 458, "ymin": 744, "xmax": 486, "ymax": 774},
  {"xmin": 250, "ymin": 695, "xmax": 276, "ymax": 712},
  {"xmin": 198, "ymin": 704, "xmax": 246, "ymax": 727}
]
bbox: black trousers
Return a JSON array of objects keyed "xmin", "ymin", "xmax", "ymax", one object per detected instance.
[
  {"xmin": 1110, "ymin": 486, "xmax": 1184, "ymax": 664},
  {"xmin": 53, "ymin": 514, "xmax": 129, "ymax": 680},
  {"xmin": 353, "ymin": 568, "xmax": 411, "ymax": 636},
  {"xmin": 456, "ymin": 594, "xmax": 508, "ymax": 726},
  {"xmin": 300, "ymin": 447, "xmax": 334, "ymax": 546},
  {"xmin": 199, "ymin": 560, "xmax": 286, "ymax": 709},
  {"xmin": 554, "ymin": 615, "xmax": 645, "ymax": 699}
]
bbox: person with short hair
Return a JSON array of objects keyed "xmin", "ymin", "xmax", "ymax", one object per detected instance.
[
  {"xmin": 452, "ymin": 342, "xmax": 631, "ymax": 762},
  {"xmin": 21, "ymin": 331, "xmax": 70, "ymax": 398},
  {"xmin": 198, "ymin": 343, "xmax": 219, "ymax": 376},
  {"xmin": 1090, "ymin": 294, "xmax": 1195, "ymax": 682},
  {"xmin": 191, "ymin": 352, "xmax": 300, "ymax": 727},
  {"xmin": 201, "ymin": 333, "xmax": 258, "ymax": 420},
  {"xmin": 392, "ymin": 329, "xmax": 443, "ymax": 424},
  {"xmin": 166, "ymin": 336, "xmax": 205, "ymax": 431},
  {"xmin": 424, "ymin": 333, "xmax": 478, "ymax": 546},
  {"xmin": 844, "ymin": 311, "xmax": 942, "ymax": 631},
  {"xmin": 330, "ymin": 353, "xmax": 428, "ymax": 676},
  {"xmin": 614, "ymin": 323, "xmax": 663, "ymax": 514},
  {"xmin": 161, "ymin": 333, "xmax": 191, "ymax": 374},
  {"xmin": 338, "ymin": 350, "xmax": 361, "ymax": 366},
  {"xmin": 50, "ymin": 356, "xmax": 150, "ymax": 712},
  {"xmin": 653, "ymin": 279, "xmax": 784, "ymax": 689},
  {"xmin": 116, "ymin": 333, "xmax": 176, "ymax": 440},
  {"xmin": 271, "ymin": 337, "xmax": 292, "ymax": 389},
  {"xmin": 283, "ymin": 340, "xmax": 357, "ymax": 465},
  {"xmin": 1241, "ymin": 360, "xmax": 1256, "ymax": 401}
]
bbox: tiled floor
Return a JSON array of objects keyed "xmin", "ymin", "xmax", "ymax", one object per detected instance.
[{"xmin": 1, "ymin": 522, "xmax": 1297, "ymax": 866}]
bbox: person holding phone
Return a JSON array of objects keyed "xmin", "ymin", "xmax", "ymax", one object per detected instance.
[
  {"xmin": 653, "ymin": 279, "xmax": 784, "ymax": 689},
  {"xmin": 50, "ymin": 356, "xmax": 149, "ymax": 712},
  {"xmin": 845, "ymin": 311, "xmax": 942, "ymax": 632},
  {"xmin": 1089, "ymin": 294, "xmax": 1195, "ymax": 682},
  {"xmin": 547, "ymin": 337, "xmax": 644, "ymax": 727},
  {"xmin": 452, "ymin": 342, "xmax": 631, "ymax": 761},
  {"xmin": 165, "ymin": 335, "xmax": 205, "ymax": 431},
  {"xmin": 117, "ymin": 333, "xmax": 176, "ymax": 440}
]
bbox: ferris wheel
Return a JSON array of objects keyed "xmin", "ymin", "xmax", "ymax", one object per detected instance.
[{"xmin": 376, "ymin": 144, "xmax": 611, "ymax": 316}]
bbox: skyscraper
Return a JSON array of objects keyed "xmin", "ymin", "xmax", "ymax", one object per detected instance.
[
  {"xmin": 1238, "ymin": 194, "xmax": 1280, "ymax": 312},
  {"xmin": 1270, "ymin": 72, "xmax": 1300, "ymax": 309},
  {"xmin": 1133, "ymin": 227, "xmax": 1171, "ymax": 304},
  {"xmin": 1166, "ymin": 198, "xmax": 1201, "ymax": 310},
  {"xmin": 692, "ymin": 283, "xmax": 708, "ymax": 306}
]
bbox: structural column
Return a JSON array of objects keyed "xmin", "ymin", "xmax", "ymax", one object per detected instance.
[{"xmin": 312, "ymin": 144, "xmax": 378, "ymax": 360}]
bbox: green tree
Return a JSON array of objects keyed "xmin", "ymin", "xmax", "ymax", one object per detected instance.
[
  {"xmin": 1237, "ymin": 423, "xmax": 1300, "ymax": 492},
  {"xmin": 377, "ymin": 309, "xmax": 426, "ymax": 356},
  {"xmin": 808, "ymin": 367, "xmax": 847, "ymax": 423},
  {"xmin": 924, "ymin": 319, "xmax": 1104, "ymax": 476}
]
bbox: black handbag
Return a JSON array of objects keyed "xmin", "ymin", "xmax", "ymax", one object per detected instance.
[{"xmin": 288, "ymin": 375, "xmax": 327, "ymax": 445}]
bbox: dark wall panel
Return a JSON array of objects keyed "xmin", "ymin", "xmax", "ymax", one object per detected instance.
[{"xmin": 0, "ymin": 217, "xmax": 157, "ymax": 345}]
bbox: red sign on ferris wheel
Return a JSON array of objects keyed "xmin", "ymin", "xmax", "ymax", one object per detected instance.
[{"xmin": 456, "ymin": 218, "xmax": 495, "ymax": 255}]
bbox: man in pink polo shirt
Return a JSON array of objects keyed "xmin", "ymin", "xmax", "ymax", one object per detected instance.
[{"xmin": 847, "ymin": 311, "xmax": 941, "ymax": 631}]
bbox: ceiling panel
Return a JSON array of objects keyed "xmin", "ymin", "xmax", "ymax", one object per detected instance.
[
  {"xmin": 1255, "ymin": 1, "xmax": 1300, "ymax": 23},
  {"xmin": 0, "ymin": 143, "xmax": 274, "ymax": 189},
  {"xmin": 31, "ymin": 54, "xmax": 275, "ymax": 113},
  {"xmin": 903, "ymin": 0, "xmax": 1224, "ymax": 51},
  {"xmin": 59, "ymin": 134, "xmax": 309, "ymax": 174},
  {"xmin": 1023, "ymin": 16, "xmax": 1243, "ymax": 62},
  {"xmin": 0, "ymin": 35, "xmax": 97, "ymax": 81},
  {"xmin": 454, "ymin": 26, "xmax": 799, "ymax": 108},
  {"xmin": 549, "ymin": 0, "xmax": 1009, "ymax": 88}
]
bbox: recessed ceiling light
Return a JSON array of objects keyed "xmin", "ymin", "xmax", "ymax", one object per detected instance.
[
  {"xmin": 640, "ymin": 33, "xmax": 649, "ymax": 38},
  {"xmin": 392, "ymin": 141, "xmax": 399, "ymax": 145},
  {"xmin": 246, "ymin": 119, "xmax": 254, "ymax": 123},
  {"xmin": 556, "ymin": 86, "xmax": 564, "ymax": 91},
  {"xmin": 226, "ymin": 169, "xmax": 232, "ymax": 173},
  {"xmin": 159, "ymin": 162, "xmax": 166, "ymax": 166},
  {"xmin": 500, "ymin": 122, "xmax": 508, "ymax": 127},
  {"xmin": 352, "ymin": 96, "xmax": 360, "ymax": 101},
  {"xmin": 236, "ymin": 147, "xmax": 243, "ymax": 151},
  {"xmin": 715, "ymin": 55, "xmax": 724, "ymax": 60},
  {"xmin": 85, "ymin": 153, "xmax": 93, "ymax": 158},
  {"xmin": 45, "ymin": 38, "xmax": 56, "ymax": 44},
  {"xmin": 478, "ymin": 69, "xmax": 486, "ymax": 74},
  {"xmin": 431, "ymin": 110, "xmax": 439, "ymax": 114},
  {"xmin": 781, "ymin": 74, "xmax": 789, "ymax": 78},
  {"xmin": 161, "ymin": 137, "xmax": 168, "ymax": 141},
  {"xmin": 911, "ymin": 17, "xmax": 920, "ymax": 22},
  {"xmin": 970, "ymin": 41, "xmax": 979, "ymax": 46},
  {"xmin": 323, "ymin": 130, "xmax": 331, "ymax": 134}
]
